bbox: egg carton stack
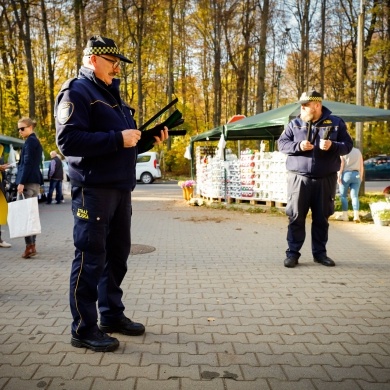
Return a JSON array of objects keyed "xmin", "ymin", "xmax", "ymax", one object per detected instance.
[
  {"xmin": 226, "ymin": 159, "xmax": 241, "ymax": 199},
  {"xmin": 195, "ymin": 146, "xmax": 206, "ymax": 196},
  {"xmin": 253, "ymin": 152, "xmax": 273, "ymax": 200},
  {"xmin": 195, "ymin": 146, "xmax": 216, "ymax": 196},
  {"xmin": 196, "ymin": 155, "xmax": 224, "ymax": 198},
  {"xmin": 240, "ymin": 149, "xmax": 256, "ymax": 198},
  {"xmin": 209, "ymin": 157, "xmax": 225, "ymax": 198},
  {"xmin": 268, "ymin": 152, "xmax": 288, "ymax": 203},
  {"xmin": 253, "ymin": 151, "xmax": 288, "ymax": 202}
]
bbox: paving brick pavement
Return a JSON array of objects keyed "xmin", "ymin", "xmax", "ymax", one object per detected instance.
[{"xmin": 0, "ymin": 183, "xmax": 389, "ymax": 390}]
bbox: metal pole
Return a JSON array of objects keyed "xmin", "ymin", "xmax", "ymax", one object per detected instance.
[{"xmin": 356, "ymin": 0, "xmax": 365, "ymax": 193}]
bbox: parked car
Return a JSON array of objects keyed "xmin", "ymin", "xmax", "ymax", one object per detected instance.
[
  {"xmin": 364, "ymin": 154, "xmax": 390, "ymax": 180},
  {"xmin": 136, "ymin": 152, "xmax": 161, "ymax": 184},
  {"xmin": 41, "ymin": 160, "xmax": 70, "ymax": 181}
]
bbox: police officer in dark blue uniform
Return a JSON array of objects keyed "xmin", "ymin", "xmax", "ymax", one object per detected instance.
[
  {"xmin": 55, "ymin": 36, "xmax": 168, "ymax": 352},
  {"xmin": 278, "ymin": 91, "xmax": 353, "ymax": 268}
]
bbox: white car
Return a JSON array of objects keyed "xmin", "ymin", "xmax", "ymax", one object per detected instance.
[{"xmin": 136, "ymin": 152, "xmax": 161, "ymax": 184}]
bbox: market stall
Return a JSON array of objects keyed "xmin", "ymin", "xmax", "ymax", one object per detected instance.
[
  {"xmin": 195, "ymin": 144, "xmax": 287, "ymax": 204},
  {"xmin": 190, "ymin": 100, "xmax": 390, "ymax": 205}
]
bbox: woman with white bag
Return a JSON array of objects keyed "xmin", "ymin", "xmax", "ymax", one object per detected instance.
[{"xmin": 15, "ymin": 117, "xmax": 44, "ymax": 258}]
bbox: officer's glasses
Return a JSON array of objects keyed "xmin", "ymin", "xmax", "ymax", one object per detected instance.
[{"xmin": 95, "ymin": 55, "xmax": 121, "ymax": 69}]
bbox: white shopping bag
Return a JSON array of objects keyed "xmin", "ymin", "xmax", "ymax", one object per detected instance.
[{"xmin": 7, "ymin": 195, "xmax": 41, "ymax": 238}]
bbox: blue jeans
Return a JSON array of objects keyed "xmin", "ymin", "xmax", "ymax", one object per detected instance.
[
  {"xmin": 339, "ymin": 171, "xmax": 361, "ymax": 211},
  {"xmin": 47, "ymin": 179, "xmax": 63, "ymax": 204}
]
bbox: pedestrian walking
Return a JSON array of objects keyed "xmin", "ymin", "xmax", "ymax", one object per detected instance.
[
  {"xmin": 336, "ymin": 147, "xmax": 364, "ymax": 223},
  {"xmin": 46, "ymin": 151, "xmax": 64, "ymax": 205},
  {"xmin": 15, "ymin": 117, "xmax": 44, "ymax": 258}
]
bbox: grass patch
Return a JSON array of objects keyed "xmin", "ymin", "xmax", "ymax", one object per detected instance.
[
  {"xmin": 334, "ymin": 193, "xmax": 385, "ymax": 212},
  {"xmin": 200, "ymin": 193, "xmax": 387, "ymax": 215}
]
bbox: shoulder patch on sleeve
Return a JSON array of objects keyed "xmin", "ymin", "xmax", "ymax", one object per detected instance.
[
  {"xmin": 57, "ymin": 102, "xmax": 74, "ymax": 124},
  {"xmin": 60, "ymin": 77, "xmax": 77, "ymax": 92}
]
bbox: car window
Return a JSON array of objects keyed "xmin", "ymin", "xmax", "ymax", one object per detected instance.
[
  {"xmin": 137, "ymin": 156, "xmax": 151, "ymax": 163},
  {"xmin": 376, "ymin": 158, "xmax": 389, "ymax": 165}
]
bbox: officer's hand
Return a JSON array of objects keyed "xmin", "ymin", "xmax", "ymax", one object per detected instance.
[
  {"xmin": 300, "ymin": 140, "xmax": 314, "ymax": 151},
  {"xmin": 320, "ymin": 139, "xmax": 332, "ymax": 151},
  {"xmin": 122, "ymin": 129, "xmax": 142, "ymax": 148},
  {"xmin": 153, "ymin": 126, "xmax": 169, "ymax": 144}
]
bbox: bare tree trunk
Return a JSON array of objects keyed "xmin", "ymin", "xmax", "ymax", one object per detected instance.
[
  {"xmin": 319, "ymin": 0, "xmax": 326, "ymax": 95},
  {"xmin": 100, "ymin": 0, "xmax": 108, "ymax": 36},
  {"xmin": 0, "ymin": 10, "xmax": 16, "ymax": 126},
  {"xmin": 40, "ymin": 0, "xmax": 55, "ymax": 131},
  {"xmin": 74, "ymin": 0, "xmax": 82, "ymax": 71},
  {"xmin": 239, "ymin": 0, "xmax": 255, "ymax": 116},
  {"xmin": 300, "ymin": 0, "xmax": 310, "ymax": 92},
  {"xmin": 212, "ymin": 0, "xmax": 222, "ymax": 127},
  {"xmin": 11, "ymin": 0, "xmax": 35, "ymax": 119},
  {"xmin": 167, "ymin": 0, "xmax": 175, "ymax": 150},
  {"xmin": 136, "ymin": 1, "xmax": 145, "ymax": 126},
  {"xmin": 256, "ymin": 0, "xmax": 269, "ymax": 114},
  {"xmin": 178, "ymin": 0, "xmax": 188, "ymax": 110}
]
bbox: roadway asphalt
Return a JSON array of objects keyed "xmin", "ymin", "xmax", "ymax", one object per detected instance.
[
  {"xmin": 364, "ymin": 180, "xmax": 390, "ymax": 193},
  {"xmin": 0, "ymin": 182, "xmax": 389, "ymax": 390}
]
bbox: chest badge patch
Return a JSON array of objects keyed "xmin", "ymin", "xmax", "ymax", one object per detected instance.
[{"xmin": 57, "ymin": 102, "xmax": 74, "ymax": 124}]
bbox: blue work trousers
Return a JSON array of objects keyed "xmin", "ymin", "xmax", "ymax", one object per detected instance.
[
  {"xmin": 285, "ymin": 172, "xmax": 337, "ymax": 260},
  {"xmin": 70, "ymin": 186, "xmax": 132, "ymax": 337}
]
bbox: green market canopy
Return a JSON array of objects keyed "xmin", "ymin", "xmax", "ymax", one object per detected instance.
[{"xmin": 190, "ymin": 100, "xmax": 390, "ymax": 145}]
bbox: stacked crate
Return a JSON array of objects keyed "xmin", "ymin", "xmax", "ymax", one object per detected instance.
[
  {"xmin": 196, "ymin": 146, "xmax": 288, "ymax": 204},
  {"xmin": 240, "ymin": 149, "xmax": 256, "ymax": 199}
]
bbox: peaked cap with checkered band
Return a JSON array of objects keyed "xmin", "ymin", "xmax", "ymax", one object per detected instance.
[
  {"xmin": 297, "ymin": 90, "xmax": 323, "ymax": 104},
  {"xmin": 83, "ymin": 35, "xmax": 132, "ymax": 63}
]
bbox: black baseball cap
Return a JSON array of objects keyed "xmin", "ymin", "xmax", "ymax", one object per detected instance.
[
  {"xmin": 297, "ymin": 90, "xmax": 322, "ymax": 104},
  {"xmin": 83, "ymin": 35, "xmax": 133, "ymax": 63}
]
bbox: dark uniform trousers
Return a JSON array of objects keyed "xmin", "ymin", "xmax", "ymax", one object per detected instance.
[
  {"xmin": 70, "ymin": 186, "xmax": 132, "ymax": 337},
  {"xmin": 285, "ymin": 172, "xmax": 337, "ymax": 260}
]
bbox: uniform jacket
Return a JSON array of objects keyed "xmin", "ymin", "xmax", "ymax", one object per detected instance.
[
  {"xmin": 49, "ymin": 156, "xmax": 64, "ymax": 180},
  {"xmin": 278, "ymin": 105, "xmax": 353, "ymax": 178},
  {"xmin": 55, "ymin": 66, "xmax": 156, "ymax": 190},
  {"xmin": 15, "ymin": 133, "xmax": 44, "ymax": 186}
]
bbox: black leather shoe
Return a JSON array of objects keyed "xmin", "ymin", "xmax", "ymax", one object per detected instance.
[
  {"xmin": 284, "ymin": 256, "xmax": 299, "ymax": 268},
  {"xmin": 71, "ymin": 329, "xmax": 119, "ymax": 352},
  {"xmin": 314, "ymin": 256, "xmax": 336, "ymax": 267},
  {"xmin": 99, "ymin": 317, "xmax": 145, "ymax": 336}
]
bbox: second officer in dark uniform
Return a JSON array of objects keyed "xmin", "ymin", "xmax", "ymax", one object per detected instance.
[
  {"xmin": 278, "ymin": 91, "xmax": 353, "ymax": 268},
  {"xmin": 55, "ymin": 36, "xmax": 168, "ymax": 352}
]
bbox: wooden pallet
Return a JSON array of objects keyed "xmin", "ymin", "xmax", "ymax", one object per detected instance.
[
  {"xmin": 199, "ymin": 195, "xmax": 286, "ymax": 207},
  {"xmin": 250, "ymin": 199, "xmax": 274, "ymax": 206}
]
